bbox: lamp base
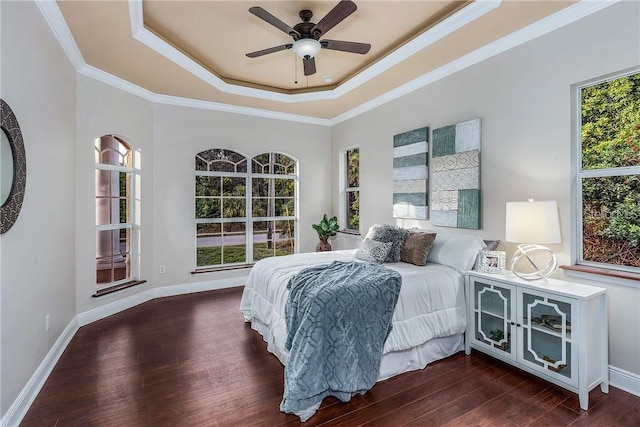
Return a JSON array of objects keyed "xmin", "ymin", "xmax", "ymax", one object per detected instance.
[{"xmin": 510, "ymin": 244, "xmax": 557, "ymax": 281}]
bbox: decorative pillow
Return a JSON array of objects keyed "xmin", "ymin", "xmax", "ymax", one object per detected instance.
[
  {"xmin": 364, "ymin": 224, "xmax": 380, "ymax": 240},
  {"xmin": 473, "ymin": 239, "xmax": 501, "ymax": 270},
  {"xmin": 355, "ymin": 238, "xmax": 393, "ymax": 264},
  {"xmin": 426, "ymin": 232, "xmax": 487, "ymax": 272},
  {"xmin": 371, "ymin": 224, "xmax": 410, "ymax": 263},
  {"xmin": 401, "ymin": 232, "xmax": 437, "ymax": 266}
]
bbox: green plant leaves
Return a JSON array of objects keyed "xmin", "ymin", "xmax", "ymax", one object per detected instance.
[{"xmin": 312, "ymin": 214, "xmax": 340, "ymax": 237}]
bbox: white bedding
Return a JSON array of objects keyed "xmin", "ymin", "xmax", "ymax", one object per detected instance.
[{"xmin": 239, "ymin": 250, "xmax": 467, "ymax": 374}]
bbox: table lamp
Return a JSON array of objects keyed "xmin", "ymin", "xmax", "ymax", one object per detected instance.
[{"xmin": 505, "ymin": 199, "xmax": 561, "ymax": 280}]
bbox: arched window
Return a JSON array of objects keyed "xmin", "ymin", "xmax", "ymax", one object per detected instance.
[
  {"xmin": 95, "ymin": 135, "xmax": 137, "ymax": 288},
  {"xmin": 195, "ymin": 149, "xmax": 297, "ymax": 269}
]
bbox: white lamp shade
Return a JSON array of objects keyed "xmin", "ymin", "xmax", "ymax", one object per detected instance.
[
  {"xmin": 292, "ymin": 39, "xmax": 321, "ymax": 58},
  {"xmin": 505, "ymin": 200, "xmax": 561, "ymax": 244}
]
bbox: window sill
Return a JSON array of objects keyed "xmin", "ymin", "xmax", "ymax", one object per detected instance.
[
  {"xmin": 559, "ymin": 264, "xmax": 640, "ymax": 289},
  {"xmin": 338, "ymin": 229, "xmax": 361, "ymax": 236},
  {"xmin": 92, "ymin": 280, "xmax": 147, "ymax": 298},
  {"xmin": 191, "ymin": 264, "xmax": 253, "ymax": 274}
]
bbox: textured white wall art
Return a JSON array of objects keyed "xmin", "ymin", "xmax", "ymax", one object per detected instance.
[
  {"xmin": 431, "ymin": 118, "xmax": 481, "ymax": 229},
  {"xmin": 392, "ymin": 127, "xmax": 429, "ymax": 220}
]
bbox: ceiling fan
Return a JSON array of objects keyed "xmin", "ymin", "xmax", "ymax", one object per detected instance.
[{"xmin": 246, "ymin": 0, "xmax": 371, "ymax": 77}]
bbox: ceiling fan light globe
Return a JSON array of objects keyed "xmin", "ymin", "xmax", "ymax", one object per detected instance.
[{"xmin": 293, "ymin": 39, "xmax": 321, "ymax": 59}]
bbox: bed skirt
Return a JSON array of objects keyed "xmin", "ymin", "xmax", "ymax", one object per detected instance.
[{"xmin": 246, "ymin": 316, "xmax": 464, "ymax": 382}]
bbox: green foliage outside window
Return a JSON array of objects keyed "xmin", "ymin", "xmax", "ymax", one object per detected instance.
[
  {"xmin": 346, "ymin": 148, "xmax": 360, "ymax": 231},
  {"xmin": 195, "ymin": 150, "xmax": 297, "ymax": 267},
  {"xmin": 581, "ymin": 73, "xmax": 640, "ymax": 267}
]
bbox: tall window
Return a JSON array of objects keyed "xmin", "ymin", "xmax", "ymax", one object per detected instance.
[
  {"xmin": 345, "ymin": 147, "xmax": 360, "ymax": 232},
  {"xmin": 95, "ymin": 135, "xmax": 136, "ymax": 287},
  {"xmin": 576, "ymin": 70, "xmax": 640, "ymax": 271},
  {"xmin": 251, "ymin": 153, "xmax": 296, "ymax": 261},
  {"xmin": 195, "ymin": 149, "xmax": 296, "ymax": 268}
]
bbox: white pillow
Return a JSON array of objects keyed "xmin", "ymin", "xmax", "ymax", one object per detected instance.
[
  {"xmin": 364, "ymin": 224, "xmax": 381, "ymax": 240},
  {"xmin": 425, "ymin": 231, "xmax": 486, "ymax": 272}
]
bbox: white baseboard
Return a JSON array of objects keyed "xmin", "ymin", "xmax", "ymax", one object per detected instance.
[
  {"xmin": 1, "ymin": 318, "xmax": 79, "ymax": 427},
  {"xmin": 2, "ymin": 278, "xmax": 245, "ymax": 427},
  {"xmin": 76, "ymin": 278, "xmax": 246, "ymax": 327},
  {"xmin": 3, "ymin": 277, "xmax": 638, "ymax": 427},
  {"xmin": 609, "ymin": 365, "xmax": 640, "ymax": 397},
  {"xmin": 153, "ymin": 277, "xmax": 244, "ymax": 299},
  {"xmin": 76, "ymin": 287, "xmax": 156, "ymax": 326}
]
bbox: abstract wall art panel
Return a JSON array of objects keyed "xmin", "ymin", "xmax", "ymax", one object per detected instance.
[
  {"xmin": 431, "ymin": 118, "xmax": 481, "ymax": 229},
  {"xmin": 393, "ymin": 127, "xmax": 429, "ymax": 220}
]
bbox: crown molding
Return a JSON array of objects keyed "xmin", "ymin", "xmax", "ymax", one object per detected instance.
[
  {"xmin": 127, "ymin": 0, "xmax": 501, "ymax": 103},
  {"xmin": 36, "ymin": 0, "xmax": 621, "ymax": 125},
  {"xmin": 330, "ymin": 0, "xmax": 623, "ymax": 125},
  {"xmin": 151, "ymin": 94, "xmax": 332, "ymax": 126},
  {"xmin": 79, "ymin": 64, "xmax": 330, "ymax": 125},
  {"xmin": 34, "ymin": 0, "xmax": 331, "ymax": 125},
  {"xmin": 35, "ymin": 0, "xmax": 85, "ymax": 70},
  {"xmin": 79, "ymin": 63, "xmax": 156, "ymax": 98}
]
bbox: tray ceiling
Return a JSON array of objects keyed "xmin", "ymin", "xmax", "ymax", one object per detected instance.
[{"xmin": 53, "ymin": 0, "xmax": 579, "ymax": 121}]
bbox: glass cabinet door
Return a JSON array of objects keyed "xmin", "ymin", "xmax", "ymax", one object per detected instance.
[
  {"xmin": 519, "ymin": 290, "xmax": 576, "ymax": 385},
  {"xmin": 473, "ymin": 280, "xmax": 515, "ymax": 359}
]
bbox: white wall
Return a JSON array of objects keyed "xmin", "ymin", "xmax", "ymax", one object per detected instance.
[
  {"xmin": 73, "ymin": 82, "xmax": 332, "ymax": 312},
  {"xmin": 1, "ymin": 2, "xmax": 332, "ymax": 418},
  {"xmin": 0, "ymin": 0, "xmax": 77, "ymax": 416},
  {"xmin": 2, "ymin": 0, "xmax": 639, "ymax": 420},
  {"xmin": 331, "ymin": 1, "xmax": 640, "ymax": 376},
  {"xmin": 152, "ymin": 104, "xmax": 332, "ymax": 288},
  {"xmin": 74, "ymin": 75, "xmax": 155, "ymax": 314}
]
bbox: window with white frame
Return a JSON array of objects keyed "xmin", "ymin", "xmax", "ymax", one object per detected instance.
[
  {"xmin": 344, "ymin": 147, "xmax": 360, "ymax": 232},
  {"xmin": 251, "ymin": 153, "xmax": 296, "ymax": 261},
  {"xmin": 195, "ymin": 149, "xmax": 297, "ymax": 268},
  {"xmin": 576, "ymin": 69, "xmax": 640, "ymax": 271},
  {"xmin": 95, "ymin": 135, "xmax": 136, "ymax": 287}
]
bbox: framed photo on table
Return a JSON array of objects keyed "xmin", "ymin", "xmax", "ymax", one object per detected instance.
[{"xmin": 479, "ymin": 250, "xmax": 506, "ymax": 273}]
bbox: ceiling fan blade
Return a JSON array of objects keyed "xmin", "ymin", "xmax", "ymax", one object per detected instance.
[
  {"xmin": 246, "ymin": 44, "xmax": 292, "ymax": 58},
  {"xmin": 321, "ymin": 39, "xmax": 371, "ymax": 54},
  {"xmin": 311, "ymin": 0, "xmax": 357, "ymax": 39},
  {"xmin": 249, "ymin": 7, "xmax": 300, "ymax": 38},
  {"xmin": 303, "ymin": 57, "xmax": 316, "ymax": 76}
]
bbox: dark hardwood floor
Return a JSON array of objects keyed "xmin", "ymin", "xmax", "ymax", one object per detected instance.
[{"xmin": 22, "ymin": 287, "xmax": 640, "ymax": 426}]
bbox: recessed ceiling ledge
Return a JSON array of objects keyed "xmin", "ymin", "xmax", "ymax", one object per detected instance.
[{"xmin": 127, "ymin": 0, "xmax": 501, "ymax": 104}]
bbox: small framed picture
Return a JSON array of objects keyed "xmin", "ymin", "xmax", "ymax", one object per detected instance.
[{"xmin": 479, "ymin": 250, "xmax": 506, "ymax": 273}]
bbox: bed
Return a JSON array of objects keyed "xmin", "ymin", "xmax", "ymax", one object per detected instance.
[{"xmin": 239, "ymin": 229, "xmax": 486, "ymax": 421}]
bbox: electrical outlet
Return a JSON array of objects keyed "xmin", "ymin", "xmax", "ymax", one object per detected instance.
[
  {"xmin": 159, "ymin": 265, "xmax": 166, "ymax": 274},
  {"xmin": 45, "ymin": 314, "xmax": 50, "ymax": 332}
]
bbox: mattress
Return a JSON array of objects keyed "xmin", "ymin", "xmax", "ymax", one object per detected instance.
[{"xmin": 239, "ymin": 250, "xmax": 467, "ymax": 368}]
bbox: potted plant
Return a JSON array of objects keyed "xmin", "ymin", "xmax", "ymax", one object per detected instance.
[{"xmin": 312, "ymin": 214, "xmax": 339, "ymax": 251}]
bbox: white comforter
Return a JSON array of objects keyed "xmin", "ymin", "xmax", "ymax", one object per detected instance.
[{"xmin": 239, "ymin": 250, "xmax": 467, "ymax": 364}]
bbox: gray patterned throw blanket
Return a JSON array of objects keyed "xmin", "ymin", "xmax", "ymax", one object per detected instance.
[{"xmin": 280, "ymin": 261, "xmax": 402, "ymax": 421}]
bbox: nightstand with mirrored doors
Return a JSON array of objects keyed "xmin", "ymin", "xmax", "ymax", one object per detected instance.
[{"xmin": 465, "ymin": 271, "xmax": 608, "ymax": 410}]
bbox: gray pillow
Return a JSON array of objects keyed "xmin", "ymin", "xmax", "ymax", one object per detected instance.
[
  {"xmin": 371, "ymin": 225, "xmax": 409, "ymax": 263},
  {"xmin": 356, "ymin": 238, "xmax": 393, "ymax": 264},
  {"xmin": 401, "ymin": 232, "xmax": 437, "ymax": 266}
]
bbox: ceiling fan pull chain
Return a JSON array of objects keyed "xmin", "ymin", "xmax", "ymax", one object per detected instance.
[{"xmin": 294, "ymin": 55, "xmax": 298, "ymax": 84}]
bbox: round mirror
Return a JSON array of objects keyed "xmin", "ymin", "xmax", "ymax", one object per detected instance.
[
  {"xmin": 1, "ymin": 99, "xmax": 27, "ymax": 235},
  {"xmin": 1, "ymin": 129, "xmax": 14, "ymax": 204}
]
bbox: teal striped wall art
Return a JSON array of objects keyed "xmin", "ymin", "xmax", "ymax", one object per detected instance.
[
  {"xmin": 431, "ymin": 118, "xmax": 481, "ymax": 229},
  {"xmin": 393, "ymin": 127, "xmax": 429, "ymax": 220}
]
